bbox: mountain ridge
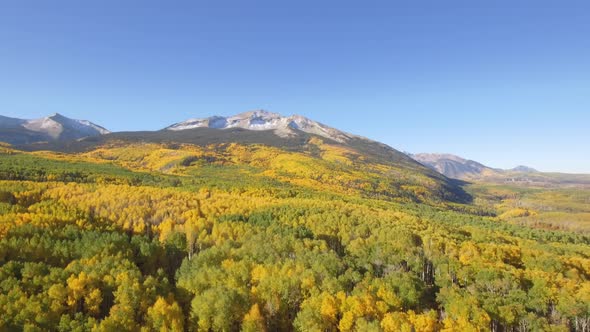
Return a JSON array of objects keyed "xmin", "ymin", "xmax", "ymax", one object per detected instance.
[
  {"xmin": 411, "ymin": 152, "xmax": 590, "ymax": 188},
  {"xmin": 165, "ymin": 110, "xmax": 358, "ymax": 143},
  {"xmin": 410, "ymin": 153, "xmax": 543, "ymax": 178},
  {"xmin": 0, "ymin": 113, "xmax": 110, "ymax": 145},
  {"xmin": 411, "ymin": 153, "xmax": 501, "ymax": 179}
]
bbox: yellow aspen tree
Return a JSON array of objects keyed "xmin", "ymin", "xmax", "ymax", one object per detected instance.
[{"xmin": 242, "ymin": 303, "xmax": 266, "ymax": 332}]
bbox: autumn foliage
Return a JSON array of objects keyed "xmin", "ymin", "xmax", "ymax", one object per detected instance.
[{"xmin": 0, "ymin": 142, "xmax": 589, "ymax": 331}]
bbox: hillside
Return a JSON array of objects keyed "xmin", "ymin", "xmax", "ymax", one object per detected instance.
[{"xmin": 0, "ymin": 112, "xmax": 589, "ymax": 331}]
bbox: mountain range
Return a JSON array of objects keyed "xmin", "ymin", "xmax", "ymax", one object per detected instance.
[
  {"xmin": 0, "ymin": 111, "xmax": 357, "ymax": 146},
  {"xmin": 2, "ymin": 111, "xmax": 413, "ymax": 168},
  {"xmin": 1, "ymin": 111, "xmax": 587, "ymax": 188},
  {"xmin": 1, "ymin": 110, "xmax": 471, "ymax": 203},
  {"xmin": 410, "ymin": 153, "xmax": 538, "ymax": 179},
  {"xmin": 412, "ymin": 153, "xmax": 590, "ymax": 187}
]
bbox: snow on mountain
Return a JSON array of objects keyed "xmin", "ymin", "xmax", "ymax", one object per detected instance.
[
  {"xmin": 165, "ymin": 110, "xmax": 356, "ymax": 143},
  {"xmin": 0, "ymin": 113, "xmax": 110, "ymax": 144}
]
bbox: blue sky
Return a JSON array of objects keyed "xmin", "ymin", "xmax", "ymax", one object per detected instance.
[{"xmin": 1, "ymin": 1, "xmax": 589, "ymax": 173}]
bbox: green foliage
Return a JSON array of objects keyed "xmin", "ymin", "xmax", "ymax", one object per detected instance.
[
  {"xmin": 0, "ymin": 151, "xmax": 182, "ymax": 187},
  {"xmin": 0, "ymin": 224, "xmax": 183, "ymax": 331}
]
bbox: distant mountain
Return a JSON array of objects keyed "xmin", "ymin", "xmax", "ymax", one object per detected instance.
[
  {"xmin": 0, "ymin": 113, "xmax": 109, "ymax": 145},
  {"xmin": 410, "ymin": 153, "xmax": 498, "ymax": 179},
  {"xmin": 510, "ymin": 165, "xmax": 538, "ymax": 173},
  {"xmin": 165, "ymin": 110, "xmax": 357, "ymax": 143},
  {"xmin": 410, "ymin": 153, "xmax": 542, "ymax": 180},
  {"xmin": 411, "ymin": 153, "xmax": 590, "ymax": 188}
]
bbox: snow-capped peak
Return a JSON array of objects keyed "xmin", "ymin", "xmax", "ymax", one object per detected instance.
[
  {"xmin": 0, "ymin": 113, "xmax": 110, "ymax": 142},
  {"xmin": 165, "ymin": 110, "xmax": 356, "ymax": 143}
]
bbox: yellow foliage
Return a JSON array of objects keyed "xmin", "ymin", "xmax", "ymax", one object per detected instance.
[
  {"xmin": 147, "ymin": 296, "xmax": 185, "ymax": 332},
  {"xmin": 459, "ymin": 241, "xmax": 481, "ymax": 265},
  {"xmin": 499, "ymin": 208, "xmax": 537, "ymax": 219},
  {"xmin": 82, "ymin": 143, "xmax": 204, "ymax": 173},
  {"xmin": 251, "ymin": 265, "xmax": 269, "ymax": 284},
  {"xmin": 381, "ymin": 312, "xmax": 413, "ymax": 332},
  {"xmin": 408, "ymin": 310, "xmax": 439, "ymax": 332},
  {"xmin": 377, "ymin": 285, "xmax": 402, "ymax": 310},
  {"xmin": 320, "ymin": 294, "xmax": 338, "ymax": 323},
  {"xmin": 338, "ymin": 311, "xmax": 356, "ymax": 332},
  {"xmin": 86, "ymin": 289, "xmax": 103, "ymax": 315},
  {"xmin": 242, "ymin": 303, "xmax": 266, "ymax": 332}
]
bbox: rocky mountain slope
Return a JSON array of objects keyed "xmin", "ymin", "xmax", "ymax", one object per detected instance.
[
  {"xmin": 0, "ymin": 113, "xmax": 109, "ymax": 145},
  {"xmin": 411, "ymin": 153, "xmax": 497, "ymax": 179}
]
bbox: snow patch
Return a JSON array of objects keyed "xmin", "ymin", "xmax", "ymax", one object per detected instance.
[{"xmin": 165, "ymin": 110, "xmax": 358, "ymax": 143}]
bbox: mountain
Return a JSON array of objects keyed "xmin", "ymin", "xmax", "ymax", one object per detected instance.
[
  {"xmin": 165, "ymin": 110, "xmax": 356, "ymax": 143},
  {"xmin": 5, "ymin": 110, "xmax": 470, "ymax": 203},
  {"xmin": 24, "ymin": 110, "xmax": 423, "ymax": 170},
  {"xmin": 0, "ymin": 113, "xmax": 110, "ymax": 145},
  {"xmin": 410, "ymin": 153, "xmax": 497, "ymax": 179},
  {"xmin": 510, "ymin": 165, "xmax": 538, "ymax": 173},
  {"xmin": 412, "ymin": 153, "xmax": 590, "ymax": 188},
  {"xmin": 410, "ymin": 152, "xmax": 543, "ymax": 180}
]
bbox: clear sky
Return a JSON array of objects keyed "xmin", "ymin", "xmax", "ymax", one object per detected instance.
[{"xmin": 1, "ymin": 1, "xmax": 589, "ymax": 173}]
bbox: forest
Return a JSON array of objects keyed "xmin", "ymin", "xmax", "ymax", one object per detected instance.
[{"xmin": 0, "ymin": 141, "xmax": 589, "ymax": 332}]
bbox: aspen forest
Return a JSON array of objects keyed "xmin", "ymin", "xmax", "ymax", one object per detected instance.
[{"xmin": 0, "ymin": 140, "xmax": 588, "ymax": 332}]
